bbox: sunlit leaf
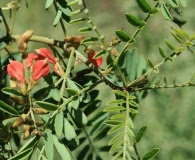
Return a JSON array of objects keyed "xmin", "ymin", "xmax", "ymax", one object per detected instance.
[
  {"xmin": 45, "ymin": 0, "xmax": 54, "ymax": 9},
  {"xmin": 81, "ymin": 37, "xmax": 98, "ymax": 43},
  {"xmin": 78, "ymin": 27, "xmax": 92, "ymax": 33},
  {"xmin": 53, "ymin": 10, "xmax": 62, "ymax": 26},
  {"xmin": 55, "ymin": 112, "xmax": 64, "ymax": 137},
  {"xmin": 53, "ymin": 135, "xmax": 71, "ymax": 160},
  {"xmin": 45, "ymin": 129, "xmax": 54, "ymax": 160},
  {"xmin": 164, "ymin": 39, "xmax": 175, "ymax": 50},
  {"xmin": 93, "ymin": 50, "xmax": 106, "ymax": 59},
  {"xmin": 160, "ymin": 3, "xmax": 173, "ymax": 20},
  {"xmin": 64, "ymin": 118, "xmax": 76, "ymax": 141}
]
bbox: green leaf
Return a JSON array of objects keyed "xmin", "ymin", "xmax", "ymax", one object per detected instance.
[
  {"xmin": 53, "ymin": 135, "xmax": 72, "ymax": 160},
  {"xmin": 0, "ymin": 100, "xmax": 18, "ymax": 116},
  {"xmin": 50, "ymin": 88, "xmax": 61, "ymax": 102},
  {"xmin": 130, "ymin": 100, "xmax": 139, "ymax": 107},
  {"xmin": 2, "ymin": 117, "xmax": 18, "ymax": 127},
  {"xmin": 93, "ymin": 50, "xmax": 106, "ymax": 59},
  {"xmin": 160, "ymin": 3, "xmax": 173, "ymax": 20},
  {"xmin": 112, "ymin": 90, "xmax": 126, "ymax": 97},
  {"xmin": 108, "ymin": 99, "xmax": 126, "ymax": 105},
  {"xmin": 45, "ymin": 0, "xmax": 54, "ymax": 9},
  {"xmin": 170, "ymin": 31, "xmax": 183, "ymax": 43},
  {"xmin": 55, "ymin": 112, "xmax": 64, "ymax": 137},
  {"xmin": 17, "ymin": 136, "xmax": 39, "ymax": 153},
  {"xmin": 45, "ymin": 129, "xmax": 54, "ymax": 160},
  {"xmin": 164, "ymin": 39, "xmax": 175, "ymax": 50},
  {"xmin": 78, "ymin": 27, "xmax": 92, "ymax": 33},
  {"xmin": 115, "ymin": 30, "xmax": 130, "ymax": 42},
  {"xmin": 2, "ymin": 87, "xmax": 24, "ymax": 97},
  {"xmin": 180, "ymin": 0, "xmax": 186, "ymax": 7},
  {"xmin": 143, "ymin": 148, "xmax": 160, "ymax": 160},
  {"xmin": 77, "ymin": 145, "xmax": 89, "ymax": 160},
  {"xmin": 81, "ymin": 37, "xmax": 98, "ymax": 43},
  {"xmin": 53, "ymin": 10, "xmax": 62, "ymax": 26},
  {"xmin": 9, "ymin": 148, "xmax": 33, "ymax": 160},
  {"xmin": 125, "ymin": 13, "xmax": 143, "ymax": 26},
  {"xmin": 136, "ymin": 0, "xmax": 152, "ymax": 13},
  {"xmin": 69, "ymin": 18, "xmax": 87, "ymax": 23},
  {"xmin": 147, "ymin": 58, "xmax": 154, "ymax": 68},
  {"xmin": 169, "ymin": 0, "xmax": 179, "ymax": 7},
  {"xmin": 135, "ymin": 125, "xmax": 148, "ymax": 143},
  {"xmin": 71, "ymin": 9, "xmax": 84, "ymax": 15},
  {"xmin": 105, "ymin": 119, "xmax": 123, "ymax": 126},
  {"xmin": 159, "ymin": 46, "xmax": 166, "ymax": 58},
  {"xmin": 67, "ymin": 0, "xmax": 79, "ymax": 6},
  {"xmin": 64, "ymin": 118, "xmax": 76, "ymax": 141},
  {"xmin": 35, "ymin": 101, "xmax": 58, "ymax": 111},
  {"xmin": 103, "ymin": 106, "xmax": 125, "ymax": 112},
  {"xmin": 107, "ymin": 123, "xmax": 123, "ymax": 135},
  {"xmin": 109, "ymin": 133, "xmax": 123, "ymax": 146}
]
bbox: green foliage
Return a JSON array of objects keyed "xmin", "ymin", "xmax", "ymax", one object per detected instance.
[{"xmin": 0, "ymin": 0, "xmax": 194, "ymax": 160}]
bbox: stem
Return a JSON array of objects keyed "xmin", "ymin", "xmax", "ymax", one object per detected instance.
[
  {"xmin": 133, "ymin": 142, "xmax": 141, "ymax": 160},
  {"xmin": 126, "ymin": 51, "xmax": 182, "ymax": 89},
  {"xmin": 10, "ymin": 9, "xmax": 17, "ymax": 34},
  {"xmin": 0, "ymin": 8, "xmax": 10, "ymax": 34},
  {"xmin": 60, "ymin": 47, "xmax": 75, "ymax": 97},
  {"xmin": 123, "ymin": 91, "xmax": 130, "ymax": 160}
]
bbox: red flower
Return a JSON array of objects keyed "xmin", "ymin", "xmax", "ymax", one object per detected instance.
[
  {"xmin": 35, "ymin": 48, "xmax": 57, "ymax": 64},
  {"xmin": 32, "ymin": 59, "xmax": 50, "ymax": 81},
  {"xmin": 87, "ymin": 52, "xmax": 103, "ymax": 67},
  {"xmin": 26, "ymin": 53, "xmax": 39, "ymax": 68},
  {"xmin": 7, "ymin": 60, "xmax": 25, "ymax": 82}
]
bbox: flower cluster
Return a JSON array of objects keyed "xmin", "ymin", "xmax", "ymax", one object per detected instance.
[{"xmin": 7, "ymin": 48, "xmax": 64, "ymax": 94}]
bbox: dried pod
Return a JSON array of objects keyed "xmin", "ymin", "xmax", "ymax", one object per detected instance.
[
  {"xmin": 23, "ymin": 128, "xmax": 30, "ymax": 140},
  {"xmin": 65, "ymin": 35, "xmax": 85, "ymax": 44},
  {"xmin": 22, "ymin": 124, "xmax": 30, "ymax": 133},
  {"xmin": 18, "ymin": 30, "xmax": 34, "ymax": 52},
  {"xmin": 33, "ymin": 108, "xmax": 49, "ymax": 114},
  {"xmin": 111, "ymin": 48, "xmax": 119, "ymax": 56},
  {"xmin": 85, "ymin": 46, "xmax": 95, "ymax": 54},
  {"xmin": 110, "ymin": 36, "xmax": 121, "ymax": 46},
  {"xmin": 12, "ymin": 116, "xmax": 25, "ymax": 128}
]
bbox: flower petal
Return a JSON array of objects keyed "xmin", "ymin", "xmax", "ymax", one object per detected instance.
[
  {"xmin": 87, "ymin": 52, "xmax": 103, "ymax": 67},
  {"xmin": 32, "ymin": 59, "xmax": 50, "ymax": 81},
  {"xmin": 35, "ymin": 48, "xmax": 57, "ymax": 64},
  {"xmin": 7, "ymin": 60, "xmax": 25, "ymax": 82}
]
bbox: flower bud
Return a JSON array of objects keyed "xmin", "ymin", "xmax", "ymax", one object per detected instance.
[
  {"xmin": 65, "ymin": 35, "xmax": 85, "ymax": 44},
  {"xmin": 86, "ymin": 47, "xmax": 103, "ymax": 67},
  {"xmin": 23, "ymin": 128, "xmax": 30, "ymax": 140},
  {"xmin": 10, "ymin": 95, "xmax": 26, "ymax": 105},
  {"xmin": 53, "ymin": 62, "xmax": 65, "ymax": 77}
]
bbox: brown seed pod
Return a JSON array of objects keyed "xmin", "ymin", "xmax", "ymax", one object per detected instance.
[
  {"xmin": 33, "ymin": 108, "xmax": 48, "ymax": 114},
  {"xmin": 22, "ymin": 124, "xmax": 30, "ymax": 133},
  {"xmin": 12, "ymin": 116, "xmax": 25, "ymax": 128},
  {"xmin": 65, "ymin": 35, "xmax": 85, "ymax": 44},
  {"xmin": 23, "ymin": 128, "xmax": 30, "ymax": 140},
  {"xmin": 111, "ymin": 48, "xmax": 119, "ymax": 56},
  {"xmin": 18, "ymin": 30, "xmax": 34, "ymax": 52},
  {"xmin": 10, "ymin": 95, "xmax": 26, "ymax": 105}
]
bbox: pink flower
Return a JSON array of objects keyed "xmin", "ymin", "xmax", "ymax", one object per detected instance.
[
  {"xmin": 7, "ymin": 60, "xmax": 25, "ymax": 82},
  {"xmin": 32, "ymin": 59, "xmax": 50, "ymax": 81},
  {"xmin": 87, "ymin": 52, "xmax": 103, "ymax": 67},
  {"xmin": 35, "ymin": 48, "xmax": 57, "ymax": 64}
]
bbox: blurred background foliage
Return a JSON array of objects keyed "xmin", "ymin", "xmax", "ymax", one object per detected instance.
[{"xmin": 0, "ymin": 0, "xmax": 195, "ymax": 159}]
